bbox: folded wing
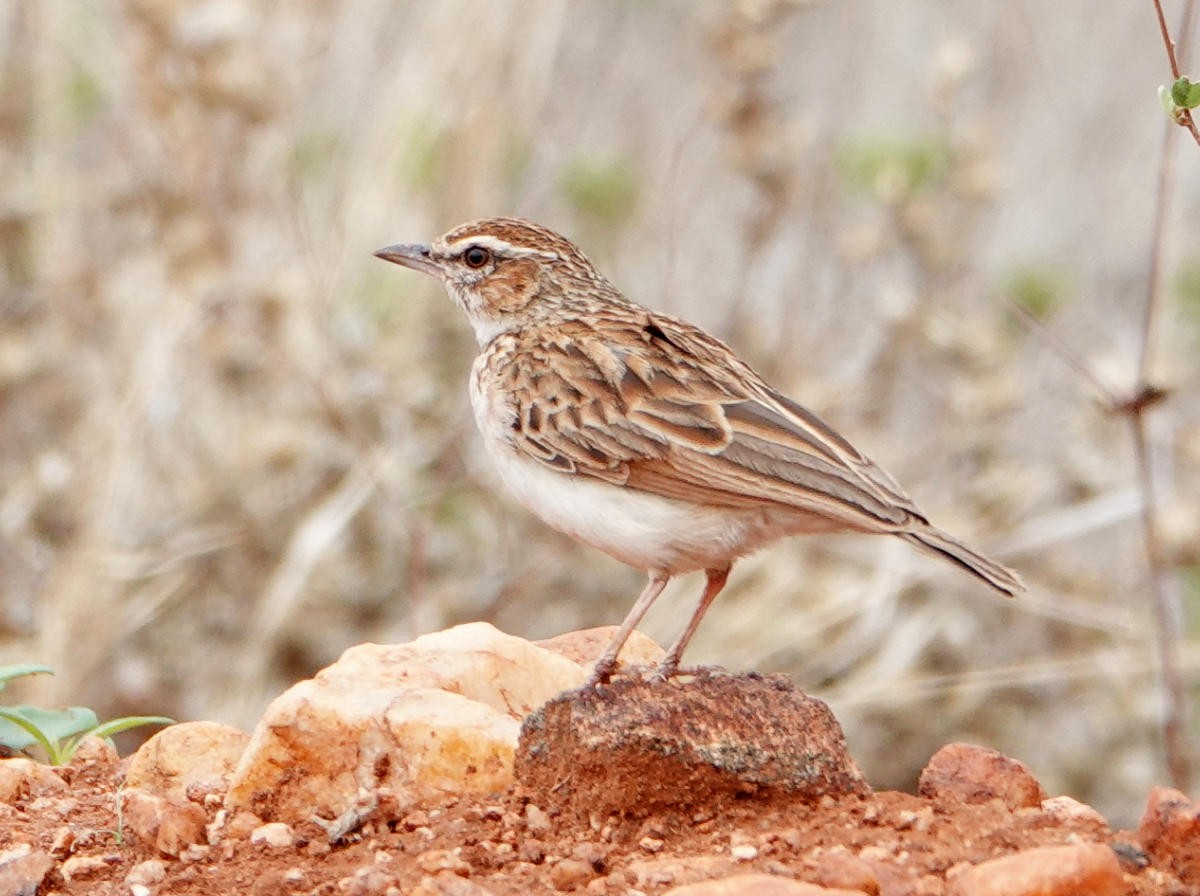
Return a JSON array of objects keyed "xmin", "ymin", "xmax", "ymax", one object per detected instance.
[{"xmin": 499, "ymin": 312, "xmax": 929, "ymax": 534}]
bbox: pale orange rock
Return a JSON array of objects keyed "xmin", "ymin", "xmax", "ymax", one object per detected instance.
[
  {"xmin": 121, "ymin": 789, "xmax": 208, "ymax": 857},
  {"xmin": 664, "ymin": 874, "xmax": 870, "ymax": 896},
  {"xmin": 59, "ymin": 854, "xmax": 110, "ymax": 882},
  {"xmin": 226, "ymin": 623, "xmax": 597, "ymax": 823},
  {"xmin": 409, "ymin": 872, "xmax": 498, "ymax": 896},
  {"xmin": 629, "ymin": 855, "xmax": 737, "ymax": 889},
  {"xmin": 918, "ymin": 742, "xmax": 1046, "ymax": 810},
  {"xmin": 1040, "ymin": 795, "xmax": 1109, "ymax": 828},
  {"xmin": 810, "ymin": 851, "xmax": 879, "ymax": 895},
  {"xmin": 0, "ymin": 759, "xmax": 66, "ymax": 803},
  {"xmin": 536, "ymin": 627, "xmax": 664, "ymax": 669},
  {"xmin": 945, "ymin": 842, "xmax": 1121, "ymax": 896},
  {"xmin": 126, "ymin": 721, "xmax": 249, "ymax": 801},
  {"xmin": 68, "ymin": 736, "xmax": 120, "ymax": 769},
  {"xmin": 0, "ymin": 843, "xmax": 54, "ymax": 894}
]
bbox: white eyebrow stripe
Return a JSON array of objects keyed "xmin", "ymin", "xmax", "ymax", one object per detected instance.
[{"xmin": 442, "ymin": 235, "xmax": 559, "ymax": 261}]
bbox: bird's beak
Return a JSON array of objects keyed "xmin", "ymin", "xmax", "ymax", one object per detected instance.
[{"xmin": 374, "ymin": 242, "xmax": 442, "ymax": 278}]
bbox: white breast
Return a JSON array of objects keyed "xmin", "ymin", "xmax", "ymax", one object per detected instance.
[
  {"xmin": 487, "ymin": 441, "xmax": 791, "ymax": 573},
  {"xmin": 469, "ymin": 367, "xmax": 787, "ymax": 574}
]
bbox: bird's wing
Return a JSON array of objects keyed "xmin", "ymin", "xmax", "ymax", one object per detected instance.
[{"xmin": 495, "ymin": 312, "xmax": 927, "ymax": 533}]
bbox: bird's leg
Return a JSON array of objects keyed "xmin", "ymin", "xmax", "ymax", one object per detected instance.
[
  {"xmin": 656, "ymin": 565, "xmax": 731, "ymax": 679},
  {"xmin": 587, "ymin": 572, "xmax": 671, "ymax": 686}
]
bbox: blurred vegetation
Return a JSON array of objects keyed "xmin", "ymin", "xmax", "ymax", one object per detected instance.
[
  {"xmin": 1004, "ymin": 266, "xmax": 1072, "ymax": 319},
  {"xmin": 0, "ymin": 0, "xmax": 1198, "ymax": 825}
]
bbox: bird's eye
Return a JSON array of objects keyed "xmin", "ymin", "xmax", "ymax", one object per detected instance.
[{"xmin": 463, "ymin": 246, "xmax": 491, "ymax": 268}]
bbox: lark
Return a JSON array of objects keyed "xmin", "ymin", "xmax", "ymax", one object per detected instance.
[{"xmin": 376, "ymin": 218, "xmax": 1023, "ymax": 684}]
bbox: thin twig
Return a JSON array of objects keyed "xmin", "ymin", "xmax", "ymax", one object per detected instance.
[
  {"xmin": 1012, "ymin": 0, "xmax": 1195, "ymax": 792},
  {"xmin": 1155, "ymin": 0, "xmax": 1186, "ymax": 75},
  {"xmin": 1130, "ymin": 417, "xmax": 1190, "ymax": 788},
  {"xmin": 1126, "ymin": 0, "xmax": 1195, "ymax": 791},
  {"xmin": 1005, "ymin": 300, "xmax": 1124, "ymax": 407},
  {"xmin": 1153, "ymin": 0, "xmax": 1200, "ymax": 146}
]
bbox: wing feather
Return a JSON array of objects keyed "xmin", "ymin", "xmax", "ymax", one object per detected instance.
[{"xmin": 493, "ymin": 312, "xmax": 925, "ymax": 532}]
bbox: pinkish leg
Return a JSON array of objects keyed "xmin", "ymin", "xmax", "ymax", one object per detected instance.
[
  {"xmin": 657, "ymin": 565, "xmax": 731, "ymax": 679},
  {"xmin": 587, "ymin": 571, "xmax": 671, "ymax": 686}
]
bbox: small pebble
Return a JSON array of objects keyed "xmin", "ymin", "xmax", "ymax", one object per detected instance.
[
  {"xmin": 550, "ymin": 857, "xmax": 593, "ymax": 891},
  {"xmin": 525, "ymin": 803, "xmax": 551, "ymax": 835},
  {"xmin": 250, "ymin": 822, "xmax": 297, "ymax": 849},
  {"xmin": 639, "ymin": 836, "xmax": 665, "ymax": 853},
  {"xmin": 126, "ymin": 858, "xmax": 167, "ymax": 886}
]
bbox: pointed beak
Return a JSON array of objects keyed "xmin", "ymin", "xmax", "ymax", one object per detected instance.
[{"xmin": 374, "ymin": 242, "xmax": 442, "ymax": 278}]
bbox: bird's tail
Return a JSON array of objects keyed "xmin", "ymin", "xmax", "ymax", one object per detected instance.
[{"xmin": 900, "ymin": 528, "xmax": 1024, "ymax": 597}]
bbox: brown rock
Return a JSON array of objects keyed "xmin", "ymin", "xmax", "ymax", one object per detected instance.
[
  {"xmin": 341, "ymin": 866, "xmax": 397, "ymax": 895},
  {"xmin": 515, "ymin": 671, "xmax": 869, "ymax": 821},
  {"xmin": 59, "ymin": 854, "xmax": 110, "ymax": 882},
  {"xmin": 224, "ymin": 809, "xmax": 265, "ymax": 840},
  {"xmin": 664, "ymin": 874, "xmax": 870, "ymax": 896},
  {"xmin": 945, "ymin": 842, "xmax": 1121, "ymax": 896},
  {"xmin": 126, "ymin": 721, "xmax": 249, "ymax": 802},
  {"xmin": 121, "ymin": 788, "xmax": 209, "ymax": 857},
  {"xmin": 68, "ymin": 736, "xmax": 120, "ymax": 769},
  {"xmin": 125, "ymin": 858, "xmax": 168, "ymax": 887},
  {"xmin": 410, "ymin": 873, "xmax": 498, "ymax": 896},
  {"xmin": 417, "ymin": 848, "xmax": 471, "ymax": 875},
  {"xmin": 0, "ymin": 843, "xmax": 54, "ymax": 895},
  {"xmin": 0, "ymin": 759, "xmax": 66, "ymax": 803},
  {"xmin": 918, "ymin": 743, "xmax": 1046, "ymax": 810},
  {"xmin": 536, "ymin": 627, "xmax": 664, "ymax": 670},
  {"xmin": 1040, "ymin": 795, "xmax": 1109, "ymax": 829},
  {"xmin": 810, "ymin": 851, "xmax": 879, "ymax": 894},
  {"xmin": 550, "ymin": 857, "xmax": 595, "ymax": 890},
  {"xmin": 1139, "ymin": 786, "xmax": 1200, "ymax": 885},
  {"xmin": 226, "ymin": 623, "xmax": 588, "ymax": 823},
  {"xmin": 628, "ymin": 855, "xmax": 737, "ymax": 889}
]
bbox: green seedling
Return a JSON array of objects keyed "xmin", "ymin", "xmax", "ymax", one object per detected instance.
[
  {"xmin": 0, "ymin": 664, "xmax": 172, "ymax": 765},
  {"xmin": 1159, "ymin": 76, "xmax": 1200, "ymax": 123}
]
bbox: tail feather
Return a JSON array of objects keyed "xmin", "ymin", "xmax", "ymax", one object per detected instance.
[{"xmin": 900, "ymin": 528, "xmax": 1024, "ymax": 597}]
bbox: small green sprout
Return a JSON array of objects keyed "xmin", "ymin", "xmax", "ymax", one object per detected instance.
[
  {"xmin": 0, "ymin": 664, "xmax": 172, "ymax": 766},
  {"xmin": 1160, "ymin": 76, "xmax": 1200, "ymax": 123}
]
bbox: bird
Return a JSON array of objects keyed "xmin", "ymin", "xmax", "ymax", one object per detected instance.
[{"xmin": 375, "ymin": 217, "xmax": 1023, "ymax": 685}]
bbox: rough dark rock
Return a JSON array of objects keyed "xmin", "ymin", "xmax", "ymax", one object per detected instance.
[{"xmin": 514, "ymin": 670, "xmax": 870, "ymax": 822}]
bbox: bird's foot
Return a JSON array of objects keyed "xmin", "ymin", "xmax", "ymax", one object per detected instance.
[
  {"xmin": 651, "ymin": 655, "xmax": 681, "ymax": 682},
  {"xmin": 584, "ymin": 654, "xmax": 619, "ymax": 689}
]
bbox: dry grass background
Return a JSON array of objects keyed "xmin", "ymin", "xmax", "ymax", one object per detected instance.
[{"xmin": 2, "ymin": 0, "xmax": 1199, "ymax": 825}]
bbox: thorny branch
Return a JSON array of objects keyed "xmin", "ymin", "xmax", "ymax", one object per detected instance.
[
  {"xmin": 1153, "ymin": 0, "xmax": 1200, "ymax": 145},
  {"xmin": 1136, "ymin": 0, "xmax": 1195, "ymax": 791},
  {"xmin": 1013, "ymin": 0, "xmax": 1195, "ymax": 790}
]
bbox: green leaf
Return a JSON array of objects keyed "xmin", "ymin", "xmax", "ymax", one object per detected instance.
[
  {"xmin": 0, "ymin": 664, "xmax": 53, "ymax": 691},
  {"xmin": 0, "ymin": 708, "xmax": 57, "ymax": 755},
  {"xmin": 1170, "ymin": 76, "xmax": 1200, "ymax": 109},
  {"xmin": 0, "ymin": 705, "xmax": 98, "ymax": 758},
  {"xmin": 86, "ymin": 716, "xmax": 174, "ymax": 741},
  {"xmin": 1160, "ymin": 84, "xmax": 1177, "ymax": 113}
]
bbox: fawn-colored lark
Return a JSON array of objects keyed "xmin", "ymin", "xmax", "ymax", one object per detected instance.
[{"xmin": 376, "ymin": 218, "xmax": 1022, "ymax": 684}]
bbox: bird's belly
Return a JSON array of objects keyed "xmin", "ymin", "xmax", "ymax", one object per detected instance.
[{"xmin": 482, "ymin": 444, "xmax": 805, "ymax": 574}]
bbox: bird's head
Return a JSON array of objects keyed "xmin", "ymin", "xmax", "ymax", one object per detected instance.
[{"xmin": 375, "ymin": 217, "xmax": 622, "ymax": 344}]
